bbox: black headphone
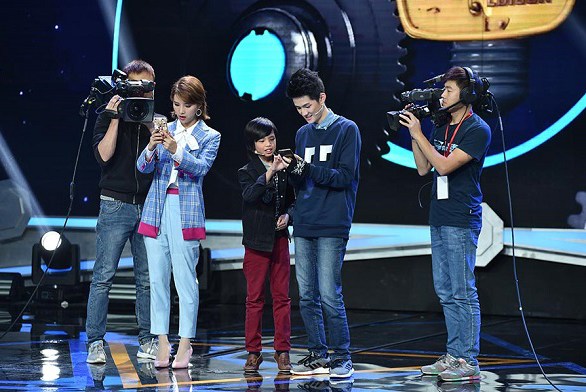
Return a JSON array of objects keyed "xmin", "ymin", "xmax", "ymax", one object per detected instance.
[{"xmin": 459, "ymin": 66, "xmax": 483, "ymax": 105}]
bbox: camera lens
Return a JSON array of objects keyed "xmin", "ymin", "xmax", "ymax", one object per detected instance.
[
  {"xmin": 127, "ymin": 101, "xmax": 148, "ymax": 122},
  {"xmin": 119, "ymin": 97, "xmax": 154, "ymax": 122}
]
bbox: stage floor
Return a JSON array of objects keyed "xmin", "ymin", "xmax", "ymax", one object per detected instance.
[{"xmin": 0, "ymin": 304, "xmax": 584, "ymax": 391}]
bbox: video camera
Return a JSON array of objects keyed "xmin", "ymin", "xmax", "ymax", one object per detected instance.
[
  {"xmin": 400, "ymin": 88, "xmax": 443, "ymax": 103},
  {"xmin": 90, "ymin": 69, "xmax": 155, "ymax": 122},
  {"xmin": 386, "ymin": 87, "xmax": 447, "ymax": 132}
]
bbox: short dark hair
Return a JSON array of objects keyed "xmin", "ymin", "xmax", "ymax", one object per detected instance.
[
  {"xmin": 286, "ymin": 68, "xmax": 324, "ymax": 101},
  {"xmin": 170, "ymin": 75, "xmax": 210, "ymax": 120},
  {"xmin": 244, "ymin": 117, "xmax": 278, "ymax": 159},
  {"xmin": 123, "ymin": 59, "xmax": 155, "ymax": 80},
  {"xmin": 442, "ymin": 66, "xmax": 471, "ymax": 91}
]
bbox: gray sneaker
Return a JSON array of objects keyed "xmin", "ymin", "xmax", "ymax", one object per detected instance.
[
  {"xmin": 87, "ymin": 363, "xmax": 105, "ymax": 381},
  {"xmin": 330, "ymin": 359, "xmax": 354, "ymax": 378},
  {"xmin": 439, "ymin": 359, "xmax": 481, "ymax": 381},
  {"xmin": 137, "ymin": 338, "xmax": 158, "ymax": 360},
  {"xmin": 87, "ymin": 363, "xmax": 105, "ymax": 389},
  {"xmin": 87, "ymin": 340, "xmax": 106, "ymax": 364},
  {"xmin": 137, "ymin": 358, "xmax": 156, "ymax": 380},
  {"xmin": 421, "ymin": 353, "xmax": 457, "ymax": 375},
  {"xmin": 291, "ymin": 352, "xmax": 330, "ymax": 376},
  {"xmin": 438, "ymin": 380, "xmax": 481, "ymax": 392},
  {"xmin": 330, "ymin": 376, "xmax": 354, "ymax": 392}
]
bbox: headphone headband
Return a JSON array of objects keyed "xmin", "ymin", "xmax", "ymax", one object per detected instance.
[
  {"xmin": 460, "ymin": 66, "xmax": 480, "ymax": 105},
  {"xmin": 462, "ymin": 66, "xmax": 475, "ymax": 84}
]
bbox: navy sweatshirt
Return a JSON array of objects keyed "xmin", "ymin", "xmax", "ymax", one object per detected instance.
[{"xmin": 292, "ymin": 114, "xmax": 361, "ymax": 238}]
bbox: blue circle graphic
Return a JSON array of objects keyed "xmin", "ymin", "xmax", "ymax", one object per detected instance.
[{"xmin": 229, "ymin": 30, "xmax": 286, "ymax": 101}]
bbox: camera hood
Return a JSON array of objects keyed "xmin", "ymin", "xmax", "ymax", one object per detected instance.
[{"xmin": 117, "ymin": 97, "xmax": 155, "ymax": 123}]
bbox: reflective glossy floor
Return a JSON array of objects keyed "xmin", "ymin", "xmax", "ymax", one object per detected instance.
[{"xmin": 0, "ymin": 303, "xmax": 584, "ymax": 391}]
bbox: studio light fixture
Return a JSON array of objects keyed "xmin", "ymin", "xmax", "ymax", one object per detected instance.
[{"xmin": 32, "ymin": 231, "xmax": 80, "ymax": 286}]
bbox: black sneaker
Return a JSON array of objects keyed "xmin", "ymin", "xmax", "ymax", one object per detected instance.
[
  {"xmin": 329, "ymin": 359, "xmax": 354, "ymax": 378},
  {"xmin": 297, "ymin": 377, "xmax": 331, "ymax": 391},
  {"xmin": 291, "ymin": 352, "xmax": 330, "ymax": 376}
]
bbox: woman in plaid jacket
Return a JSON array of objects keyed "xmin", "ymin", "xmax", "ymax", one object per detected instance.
[{"xmin": 137, "ymin": 75, "xmax": 220, "ymax": 369}]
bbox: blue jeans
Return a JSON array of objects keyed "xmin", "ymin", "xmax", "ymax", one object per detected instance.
[
  {"xmin": 430, "ymin": 225, "xmax": 481, "ymax": 366},
  {"xmin": 294, "ymin": 237, "xmax": 351, "ymax": 361},
  {"xmin": 86, "ymin": 199, "xmax": 152, "ymax": 344}
]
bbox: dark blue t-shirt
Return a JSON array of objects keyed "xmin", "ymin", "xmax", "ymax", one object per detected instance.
[
  {"xmin": 292, "ymin": 115, "xmax": 361, "ymax": 238},
  {"xmin": 429, "ymin": 113, "xmax": 491, "ymax": 229}
]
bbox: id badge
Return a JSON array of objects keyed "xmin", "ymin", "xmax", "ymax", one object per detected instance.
[{"xmin": 437, "ymin": 176, "xmax": 449, "ymax": 200}]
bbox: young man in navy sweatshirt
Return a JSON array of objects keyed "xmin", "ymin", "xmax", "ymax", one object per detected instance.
[{"xmin": 284, "ymin": 68, "xmax": 361, "ymax": 379}]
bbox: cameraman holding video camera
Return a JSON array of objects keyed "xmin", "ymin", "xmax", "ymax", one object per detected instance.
[
  {"xmin": 399, "ymin": 66, "xmax": 491, "ymax": 382},
  {"xmin": 86, "ymin": 60, "xmax": 158, "ymax": 364}
]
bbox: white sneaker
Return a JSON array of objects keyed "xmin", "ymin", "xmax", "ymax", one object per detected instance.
[
  {"xmin": 137, "ymin": 338, "xmax": 158, "ymax": 360},
  {"xmin": 87, "ymin": 340, "xmax": 106, "ymax": 364},
  {"xmin": 439, "ymin": 358, "xmax": 481, "ymax": 381}
]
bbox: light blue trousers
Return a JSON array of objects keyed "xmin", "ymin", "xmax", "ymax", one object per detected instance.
[{"xmin": 144, "ymin": 194, "xmax": 200, "ymax": 338}]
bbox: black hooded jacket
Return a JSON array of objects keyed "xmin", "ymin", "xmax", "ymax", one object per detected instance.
[{"xmin": 238, "ymin": 156, "xmax": 295, "ymax": 252}]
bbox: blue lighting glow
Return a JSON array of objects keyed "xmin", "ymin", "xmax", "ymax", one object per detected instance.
[
  {"xmin": 383, "ymin": 92, "xmax": 586, "ymax": 168},
  {"xmin": 41, "ymin": 265, "xmax": 73, "ymax": 273},
  {"xmin": 29, "ymin": 217, "xmax": 97, "ymax": 229},
  {"xmin": 112, "ymin": 0, "xmax": 123, "ymax": 72},
  {"xmin": 229, "ymin": 30, "xmax": 286, "ymax": 100}
]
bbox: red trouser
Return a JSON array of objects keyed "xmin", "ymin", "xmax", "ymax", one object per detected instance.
[{"xmin": 243, "ymin": 236, "xmax": 291, "ymax": 352}]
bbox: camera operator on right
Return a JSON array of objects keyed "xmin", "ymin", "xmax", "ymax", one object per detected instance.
[{"xmin": 399, "ymin": 66, "xmax": 491, "ymax": 382}]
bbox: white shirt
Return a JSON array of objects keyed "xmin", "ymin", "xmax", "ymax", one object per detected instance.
[{"xmin": 167, "ymin": 120, "xmax": 199, "ymax": 187}]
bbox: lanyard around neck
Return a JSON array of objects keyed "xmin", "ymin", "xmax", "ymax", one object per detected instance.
[{"xmin": 443, "ymin": 110, "xmax": 472, "ymax": 157}]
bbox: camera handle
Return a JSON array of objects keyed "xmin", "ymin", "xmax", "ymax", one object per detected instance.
[
  {"xmin": 71, "ymin": 102, "xmax": 92, "ymax": 202},
  {"xmin": 79, "ymin": 86, "xmax": 100, "ymax": 117}
]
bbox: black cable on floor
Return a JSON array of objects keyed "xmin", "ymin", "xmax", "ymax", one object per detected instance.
[
  {"xmin": 492, "ymin": 94, "xmax": 562, "ymax": 392},
  {"xmin": 0, "ymin": 111, "xmax": 90, "ymax": 342},
  {"xmin": 351, "ymin": 317, "xmax": 515, "ymax": 355}
]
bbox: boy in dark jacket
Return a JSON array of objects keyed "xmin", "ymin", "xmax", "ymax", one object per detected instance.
[{"xmin": 237, "ymin": 117, "xmax": 295, "ymax": 373}]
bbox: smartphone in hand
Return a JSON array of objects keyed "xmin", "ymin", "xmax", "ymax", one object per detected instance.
[
  {"xmin": 153, "ymin": 115, "xmax": 168, "ymax": 134},
  {"xmin": 277, "ymin": 148, "xmax": 294, "ymax": 159}
]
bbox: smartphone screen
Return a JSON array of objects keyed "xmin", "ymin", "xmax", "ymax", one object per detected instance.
[{"xmin": 153, "ymin": 115, "xmax": 168, "ymax": 133}]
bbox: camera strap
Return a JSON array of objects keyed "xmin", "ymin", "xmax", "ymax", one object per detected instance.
[{"xmin": 443, "ymin": 110, "xmax": 472, "ymax": 157}]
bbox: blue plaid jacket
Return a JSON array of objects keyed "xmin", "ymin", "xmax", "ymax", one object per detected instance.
[{"xmin": 137, "ymin": 119, "xmax": 220, "ymax": 240}]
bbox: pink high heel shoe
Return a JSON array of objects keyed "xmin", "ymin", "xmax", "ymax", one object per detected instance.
[
  {"xmin": 154, "ymin": 345, "xmax": 172, "ymax": 368},
  {"xmin": 171, "ymin": 345, "xmax": 193, "ymax": 369}
]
